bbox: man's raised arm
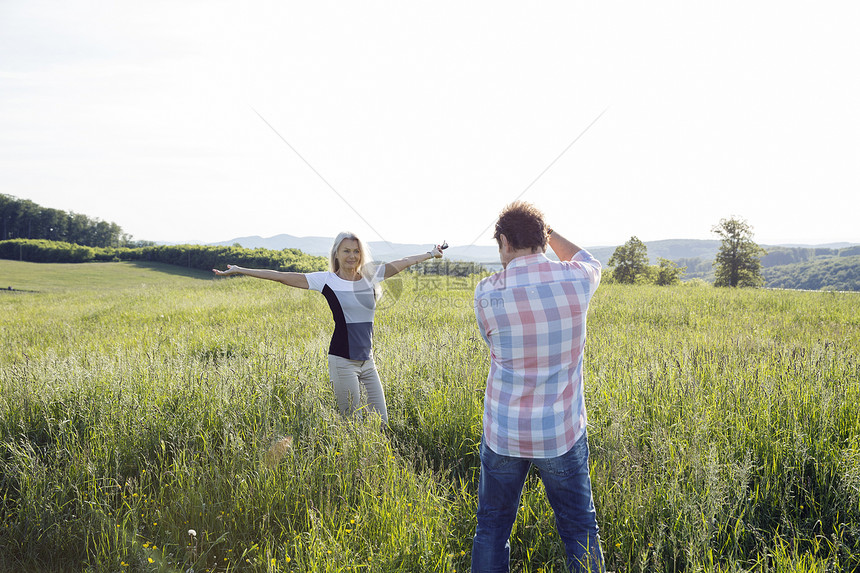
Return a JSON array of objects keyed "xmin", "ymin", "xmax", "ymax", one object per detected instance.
[{"xmin": 547, "ymin": 229, "xmax": 582, "ymax": 262}]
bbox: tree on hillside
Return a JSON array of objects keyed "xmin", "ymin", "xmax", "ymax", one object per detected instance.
[
  {"xmin": 654, "ymin": 258, "xmax": 686, "ymax": 286},
  {"xmin": 608, "ymin": 236, "xmax": 649, "ymax": 284},
  {"xmin": 712, "ymin": 217, "xmax": 766, "ymax": 287}
]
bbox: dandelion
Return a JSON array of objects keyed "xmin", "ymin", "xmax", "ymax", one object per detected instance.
[
  {"xmin": 188, "ymin": 529, "xmax": 197, "ymax": 537},
  {"xmin": 148, "ymin": 558, "xmax": 154, "ymax": 564},
  {"xmin": 286, "ymin": 556, "xmax": 292, "ymax": 563}
]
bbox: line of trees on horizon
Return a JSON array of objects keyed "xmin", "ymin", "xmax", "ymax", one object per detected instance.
[
  {"xmin": 4, "ymin": 195, "xmax": 857, "ymax": 291},
  {"xmin": 0, "ymin": 194, "xmax": 150, "ymax": 249},
  {"xmin": 0, "ymin": 239, "xmax": 328, "ymax": 274}
]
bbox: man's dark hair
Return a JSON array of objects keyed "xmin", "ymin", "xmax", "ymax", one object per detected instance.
[{"xmin": 493, "ymin": 201, "xmax": 549, "ymax": 251}]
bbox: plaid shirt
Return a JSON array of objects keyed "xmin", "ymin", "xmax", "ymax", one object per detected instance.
[{"xmin": 474, "ymin": 250, "xmax": 601, "ymax": 458}]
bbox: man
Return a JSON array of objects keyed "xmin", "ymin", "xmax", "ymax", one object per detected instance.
[{"xmin": 472, "ymin": 201, "xmax": 604, "ymax": 572}]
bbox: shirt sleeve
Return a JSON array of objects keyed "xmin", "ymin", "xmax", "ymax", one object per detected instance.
[
  {"xmin": 473, "ymin": 283, "xmax": 490, "ymax": 345},
  {"xmin": 305, "ymin": 271, "xmax": 329, "ymax": 292},
  {"xmin": 569, "ymin": 249, "xmax": 602, "ymax": 287}
]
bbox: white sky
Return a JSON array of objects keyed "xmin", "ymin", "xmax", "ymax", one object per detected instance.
[{"xmin": 1, "ymin": 1, "xmax": 858, "ymax": 247}]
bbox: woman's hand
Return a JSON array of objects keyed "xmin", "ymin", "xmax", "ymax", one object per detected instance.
[
  {"xmin": 213, "ymin": 264, "xmax": 241, "ymax": 276},
  {"xmin": 429, "ymin": 244, "xmax": 445, "ymax": 259}
]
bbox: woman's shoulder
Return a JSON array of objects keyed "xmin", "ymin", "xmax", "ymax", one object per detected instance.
[{"xmin": 305, "ymin": 271, "xmax": 335, "ymax": 291}]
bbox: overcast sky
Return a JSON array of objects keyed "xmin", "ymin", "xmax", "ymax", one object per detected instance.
[{"xmin": 1, "ymin": 1, "xmax": 858, "ymax": 248}]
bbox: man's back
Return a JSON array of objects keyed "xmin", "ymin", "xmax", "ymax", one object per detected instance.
[{"xmin": 474, "ymin": 250, "xmax": 601, "ymax": 459}]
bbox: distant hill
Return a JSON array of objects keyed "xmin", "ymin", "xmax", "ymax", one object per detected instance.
[
  {"xmin": 210, "ymin": 235, "xmax": 729, "ymax": 266},
  {"xmin": 210, "ymin": 234, "xmax": 505, "ymax": 265},
  {"xmin": 205, "ymin": 234, "xmax": 860, "ymax": 291},
  {"xmin": 763, "ymin": 255, "xmax": 860, "ymax": 291}
]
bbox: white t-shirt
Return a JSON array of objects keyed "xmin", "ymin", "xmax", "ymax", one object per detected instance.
[{"xmin": 305, "ymin": 266, "xmax": 386, "ymax": 361}]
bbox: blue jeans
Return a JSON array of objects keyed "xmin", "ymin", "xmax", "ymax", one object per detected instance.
[{"xmin": 472, "ymin": 432, "xmax": 605, "ymax": 573}]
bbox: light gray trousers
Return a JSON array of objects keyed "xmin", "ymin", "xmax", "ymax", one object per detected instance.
[{"xmin": 327, "ymin": 355, "xmax": 389, "ymax": 425}]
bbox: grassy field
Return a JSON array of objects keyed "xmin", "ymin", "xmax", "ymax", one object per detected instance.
[{"xmin": 1, "ymin": 259, "xmax": 859, "ymax": 572}]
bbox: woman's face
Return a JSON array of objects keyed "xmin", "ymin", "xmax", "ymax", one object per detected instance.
[{"xmin": 336, "ymin": 239, "xmax": 361, "ymax": 272}]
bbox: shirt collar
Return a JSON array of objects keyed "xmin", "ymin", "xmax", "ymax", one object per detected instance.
[{"xmin": 505, "ymin": 251, "xmax": 550, "ymax": 271}]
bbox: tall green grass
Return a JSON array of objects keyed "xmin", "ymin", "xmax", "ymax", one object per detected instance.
[{"xmin": 1, "ymin": 261, "xmax": 858, "ymax": 572}]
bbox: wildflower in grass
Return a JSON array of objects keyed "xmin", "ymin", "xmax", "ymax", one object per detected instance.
[{"xmin": 148, "ymin": 558, "xmax": 154, "ymax": 563}]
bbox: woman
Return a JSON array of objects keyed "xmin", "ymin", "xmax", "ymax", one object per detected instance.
[{"xmin": 213, "ymin": 232, "xmax": 444, "ymax": 425}]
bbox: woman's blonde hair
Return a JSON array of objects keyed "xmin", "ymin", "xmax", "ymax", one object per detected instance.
[
  {"xmin": 330, "ymin": 231, "xmax": 373, "ymax": 273},
  {"xmin": 330, "ymin": 231, "xmax": 382, "ymax": 299}
]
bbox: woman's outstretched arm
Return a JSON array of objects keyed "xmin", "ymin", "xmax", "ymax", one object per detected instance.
[
  {"xmin": 213, "ymin": 265, "xmax": 309, "ymax": 289},
  {"xmin": 383, "ymin": 244, "xmax": 444, "ymax": 279}
]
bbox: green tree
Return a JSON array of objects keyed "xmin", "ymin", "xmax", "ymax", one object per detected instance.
[
  {"xmin": 712, "ymin": 217, "xmax": 766, "ymax": 287},
  {"xmin": 608, "ymin": 236, "xmax": 649, "ymax": 284},
  {"xmin": 0, "ymin": 194, "xmax": 128, "ymax": 247},
  {"xmin": 654, "ymin": 258, "xmax": 686, "ymax": 286}
]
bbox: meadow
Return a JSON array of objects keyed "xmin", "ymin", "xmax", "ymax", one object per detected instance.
[{"xmin": 1, "ymin": 259, "xmax": 858, "ymax": 572}]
